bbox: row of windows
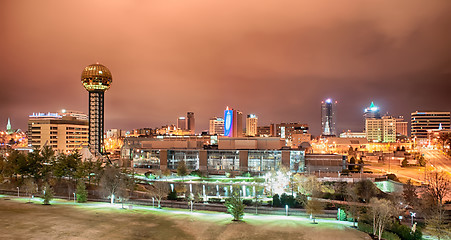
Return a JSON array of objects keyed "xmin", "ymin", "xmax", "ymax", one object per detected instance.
[{"xmin": 132, "ymin": 150, "xmax": 306, "ymax": 173}]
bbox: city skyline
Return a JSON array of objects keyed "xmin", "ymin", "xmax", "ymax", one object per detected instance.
[{"xmin": 1, "ymin": 1, "xmax": 451, "ymax": 135}]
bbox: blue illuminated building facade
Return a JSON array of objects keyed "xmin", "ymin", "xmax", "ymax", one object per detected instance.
[{"xmin": 224, "ymin": 109, "xmax": 233, "ymax": 137}]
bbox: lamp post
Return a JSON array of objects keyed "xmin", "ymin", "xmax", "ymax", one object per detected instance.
[
  {"xmin": 16, "ymin": 187, "xmax": 19, "ymax": 197},
  {"xmin": 285, "ymin": 205, "xmax": 288, "ymax": 216},
  {"xmin": 73, "ymin": 193, "xmax": 76, "ymax": 203},
  {"xmin": 410, "ymin": 212, "xmax": 416, "ymax": 227}
]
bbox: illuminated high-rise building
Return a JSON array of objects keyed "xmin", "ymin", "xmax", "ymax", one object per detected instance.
[
  {"xmin": 411, "ymin": 111, "xmax": 450, "ymax": 139},
  {"xmin": 81, "ymin": 63, "xmax": 112, "ymax": 155},
  {"xmin": 187, "ymin": 112, "xmax": 195, "ymax": 134},
  {"xmin": 365, "ymin": 115, "xmax": 396, "ymax": 143},
  {"xmin": 364, "ymin": 102, "xmax": 381, "ymax": 119},
  {"xmin": 209, "ymin": 117, "xmax": 224, "ymax": 135},
  {"xmin": 224, "ymin": 107, "xmax": 243, "ymax": 137},
  {"xmin": 321, "ymin": 99, "xmax": 337, "ymax": 136},
  {"xmin": 177, "ymin": 117, "xmax": 187, "ymax": 130},
  {"xmin": 246, "ymin": 114, "xmax": 258, "ymax": 137}
]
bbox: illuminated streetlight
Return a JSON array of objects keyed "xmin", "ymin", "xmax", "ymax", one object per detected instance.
[
  {"xmin": 285, "ymin": 205, "xmax": 289, "ymax": 216},
  {"xmin": 410, "ymin": 212, "xmax": 416, "ymax": 227},
  {"xmin": 16, "ymin": 187, "xmax": 19, "ymax": 197},
  {"xmin": 73, "ymin": 193, "xmax": 76, "ymax": 203}
]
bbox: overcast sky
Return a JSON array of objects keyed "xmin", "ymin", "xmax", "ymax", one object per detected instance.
[{"xmin": 1, "ymin": 0, "xmax": 450, "ymax": 135}]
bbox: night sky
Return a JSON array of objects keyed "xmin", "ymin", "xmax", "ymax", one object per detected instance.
[{"xmin": 1, "ymin": 0, "xmax": 450, "ymax": 135}]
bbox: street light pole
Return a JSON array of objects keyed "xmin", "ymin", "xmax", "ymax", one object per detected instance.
[
  {"xmin": 16, "ymin": 187, "xmax": 19, "ymax": 197},
  {"xmin": 73, "ymin": 193, "xmax": 76, "ymax": 203},
  {"xmin": 410, "ymin": 212, "xmax": 416, "ymax": 227}
]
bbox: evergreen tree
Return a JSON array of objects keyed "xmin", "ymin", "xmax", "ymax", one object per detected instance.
[
  {"xmin": 224, "ymin": 186, "xmax": 245, "ymax": 221},
  {"xmin": 76, "ymin": 181, "xmax": 88, "ymax": 203},
  {"xmin": 42, "ymin": 183, "xmax": 54, "ymax": 205}
]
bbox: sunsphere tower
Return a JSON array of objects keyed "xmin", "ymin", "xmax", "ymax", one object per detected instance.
[{"xmin": 81, "ymin": 63, "xmax": 112, "ymax": 155}]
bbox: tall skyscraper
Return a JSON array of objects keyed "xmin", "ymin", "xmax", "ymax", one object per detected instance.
[
  {"xmin": 365, "ymin": 115, "xmax": 396, "ymax": 143},
  {"xmin": 81, "ymin": 63, "xmax": 112, "ymax": 155},
  {"xmin": 246, "ymin": 114, "xmax": 258, "ymax": 136},
  {"xmin": 209, "ymin": 117, "xmax": 224, "ymax": 135},
  {"xmin": 187, "ymin": 112, "xmax": 195, "ymax": 134},
  {"xmin": 224, "ymin": 107, "xmax": 243, "ymax": 137},
  {"xmin": 411, "ymin": 111, "xmax": 450, "ymax": 139},
  {"xmin": 321, "ymin": 99, "xmax": 337, "ymax": 136},
  {"xmin": 177, "ymin": 117, "xmax": 187, "ymax": 130},
  {"xmin": 364, "ymin": 102, "xmax": 381, "ymax": 119}
]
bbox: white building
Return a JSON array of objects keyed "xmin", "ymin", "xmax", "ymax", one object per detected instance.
[
  {"xmin": 209, "ymin": 117, "xmax": 224, "ymax": 136},
  {"xmin": 246, "ymin": 114, "xmax": 258, "ymax": 137}
]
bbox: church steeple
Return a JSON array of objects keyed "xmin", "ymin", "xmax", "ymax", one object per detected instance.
[{"xmin": 6, "ymin": 118, "xmax": 11, "ymax": 132}]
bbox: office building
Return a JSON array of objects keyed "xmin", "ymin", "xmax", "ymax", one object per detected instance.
[
  {"xmin": 365, "ymin": 118, "xmax": 383, "ymax": 142},
  {"xmin": 411, "ymin": 111, "xmax": 450, "ymax": 139},
  {"xmin": 224, "ymin": 107, "xmax": 243, "ymax": 137},
  {"xmin": 273, "ymin": 122, "xmax": 308, "ymax": 145},
  {"xmin": 209, "ymin": 117, "xmax": 224, "ymax": 135},
  {"xmin": 382, "ymin": 116, "xmax": 396, "ymax": 142},
  {"xmin": 81, "ymin": 63, "xmax": 112, "ymax": 154},
  {"xmin": 28, "ymin": 112, "xmax": 88, "ymax": 153},
  {"xmin": 257, "ymin": 126, "xmax": 272, "ymax": 137},
  {"xmin": 364, "ymin": 102, "xmax": 381, "ymax": 120},
  {"xmin": 177, "ymin": 117, "xmax": 187, "ymax": 130},
  {"xmin": 321, "ymin": 98, "xmax": 337, "ymax": 136},
  {"xmin": 246, "ymin": 114, "xmax": 258, "ymax": 137},
  {"xmin": 187, "ymin": 112, "xmax": 195, "ymax": 134},
  {"xmin": 395, "ymin": 116, "xmax": 408, "ymax": 138},
  {"xmin": 365, "ymin": 115, "xmax": 396, "ymax": 143}
]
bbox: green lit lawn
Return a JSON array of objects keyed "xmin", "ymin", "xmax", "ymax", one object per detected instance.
[{"xmin": 0, "ymin": 196, "xmax": 369, "ymax": 240}]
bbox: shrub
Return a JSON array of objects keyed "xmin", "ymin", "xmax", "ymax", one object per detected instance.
[
  {"xmin": 337, "ymin": 208, "xmax": 347, "ymax": 221},
  {"xmin": 387, "ymin": 173, "xmax": 399, "ymax": 182},
  {"xmin": 190, "ymin": 170, "xmax": 205, "ymax": 178},
  {"xmin": 242, "ymin": 199, "xmax": 253, "ymax": 206},
  {"xmin": 382, "ymin": 231, "xmax": 401, "ymax": 240},
  {"xmin": 357, "ymin": 222, "xmax": 372, "ymax": 234},
  {"xmin": 389, "ymin": 222, "xmax": 422, "ymax": 240},
  {"xmin": 167, "ymin": 190, "xmax": 177, "ymax": 200},
  {"xmin": 76, "ymin": 181, "xmax": 88, "ymax": 203},
  {"xmin": 280, "ymin": 193, "xmax": 296, "ymax": 207},
  {"xmin": 272, "ymin": 194, "xmax": 281, "ymax": 207},
  {"xmin": 209, "ymin": 198, "xmax": 221, "ymax": 203},
  {"xmin": 401, "ymin": 158, "xmax": 408, "ymax": 167}
]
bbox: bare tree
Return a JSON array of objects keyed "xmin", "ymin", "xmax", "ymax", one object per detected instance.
[
  {"xmin": 177, "ymin": 160, "xmax": 189, "ymax": 181},
  {"xmin": 306, "ymin": 197, "xmax": 324, "ymax": 224},
  {"xmin": 345, "ymin": 186, "xmax": 360, "ymax": 227},
  {"xmin": 425, "ymin": 171, "xmax": 450, "ymax": 206},
  {"xmin": 426, "ymin": 204, "xmax": 449, "ymax": 240},
  {"xmin": 23, "ymin": 178, "xmax": 37, "ymax": 202},
  {"xmin": 99, "ymin": 165, "xmax": 128, "ymax": 204},
  {"xmin": 370, "ymin": 198, "xmax": 394, "ymax": 240},
  {"xmin": 422, "ymin": 171, "xmax": 450, "ymax": 240},
  {"xmin": 354, "ymin": 179, "xmax": 378, "ymax": 203},
  {"xmin": 294, "ymin": 174, "xmax": 322, "ymax": 197},
  {"xmin": 402, "ymin": 179, "xmax": 418, "ymax": 208},
  {"xmin": 147, "ymin": 181, "xmax": 169, "ymax": 208}
]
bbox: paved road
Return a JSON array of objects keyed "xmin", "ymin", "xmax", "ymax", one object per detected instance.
[{"xmin": 420, "ymin": 149, "xmax": 451, "ymax": 174}]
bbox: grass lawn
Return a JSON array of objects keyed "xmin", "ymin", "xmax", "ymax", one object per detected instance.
[{"xmin": 0, "ymin": 196, "xmax": 370, "ymax": 240}]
